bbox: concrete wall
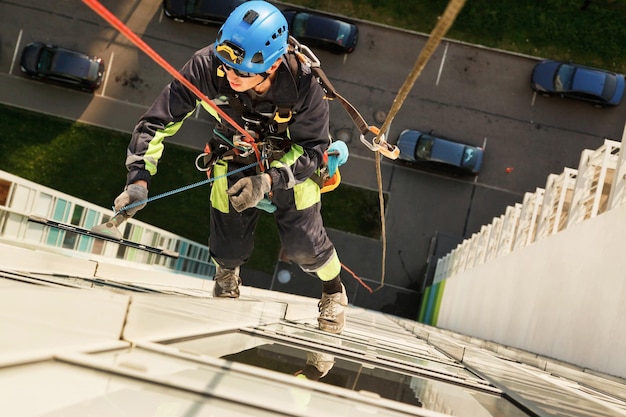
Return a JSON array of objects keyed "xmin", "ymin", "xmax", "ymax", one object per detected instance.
[{"xmin": 436, "ymin": 204, "xmax": 626, "ymax": 379}]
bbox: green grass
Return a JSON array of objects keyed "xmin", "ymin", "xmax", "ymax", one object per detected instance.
[
  {"xmin": 286, "ymin": 0, "xmax": 626, "ymax": 72},
  {"xmin": 0, "ymin": 104, "xmax": 383, "ymax": 273}
]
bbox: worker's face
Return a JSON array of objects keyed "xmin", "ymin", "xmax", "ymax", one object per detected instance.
[
  {"xmin": 224, "ymin": 70, "xmax": 265, "ymax": 92},
  {"xmin": 222, "ymin": 60, "xmax": 281, "ymax": 92}
]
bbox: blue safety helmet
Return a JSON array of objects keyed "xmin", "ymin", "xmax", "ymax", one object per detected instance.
[{"xmin": 215, "ymin": 1, "xmax": 288, "ymax": 75}]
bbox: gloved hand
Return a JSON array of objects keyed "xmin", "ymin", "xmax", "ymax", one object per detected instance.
[
  {"xmin": 327, "ymin": 140, "xmax": 349, "ymax": 177},
  {"xmin": 227, "ymin": 173, "xmax": 272, "ymax": 213},
  {"xmin": 114, "ymin": 183, "xmax": 148, "ymax": 217}
]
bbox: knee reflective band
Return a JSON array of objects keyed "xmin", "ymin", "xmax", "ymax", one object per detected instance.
[{"xmin": 317, "ymin": 250, "xmax": 342, "ymax": 281}]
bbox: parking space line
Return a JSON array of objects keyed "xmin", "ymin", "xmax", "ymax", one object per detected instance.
[
  {"xmin": 435, "ymin": 42, "xmax": 449, "ymax": 86},
  {"xmin": 100, "ymin": 51, "xmax": 114, "ymax": 97},
  {"xmin": 9, "ymin": 29, "xmax": 23, "ymax": 75}
]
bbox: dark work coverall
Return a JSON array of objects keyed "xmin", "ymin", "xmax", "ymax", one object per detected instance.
[{"xmin": 124, "ymin": 44, "xmax": 342, "ymax": 282}]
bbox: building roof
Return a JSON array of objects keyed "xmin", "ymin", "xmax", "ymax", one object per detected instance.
[{"xmin": 1, "ymin": 239, "xmax": 625, "ymax": 417}]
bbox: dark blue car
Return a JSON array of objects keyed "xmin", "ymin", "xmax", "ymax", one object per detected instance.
[
  {"xmin": 282, "ymin": 10, "xmax": 358, "ymax": 54},
  {"xmin": 20, "ymin": 42, "xmax": 105, "ymax": 92},
  {"xmin": 531, "ymin": 60, "xmax": 625, "ymax": 107},
  {"xmin": 397, "ymin": 129, "xmax": 483, "ymax": 175}
]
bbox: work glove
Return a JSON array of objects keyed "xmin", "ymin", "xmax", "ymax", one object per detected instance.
[
  {"xmin": 327, "ymin": 140, "xmax": 349, "ymax": 177},
  {"xmin": 114, "ymin": 183, "xmax": 148, "ymax": 217},
  {"xmin": 227, "ymin": 173, "xmax": 272, "ymax": 213}
]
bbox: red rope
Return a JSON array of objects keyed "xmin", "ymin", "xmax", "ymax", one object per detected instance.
[
  {"xmin": 82, "ymin": 0, "xmax": 262, "ymax": 165},
  {"xmin": 341, "ymin": 263, "xmax": 373, "ymax": 293}
]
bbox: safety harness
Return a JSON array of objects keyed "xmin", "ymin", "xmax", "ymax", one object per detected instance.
[{"xmin": 197, "ymin": 36, "xmax": 356, "ymax": 192}]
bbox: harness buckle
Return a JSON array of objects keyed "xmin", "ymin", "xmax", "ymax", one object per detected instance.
[
  {"xmin": 233, "ymin": 135, "xmax": 256, "ymax": 157},
  {"xmin": 273, "ymin": 110, "xmax": 292, "ymax": 124}
]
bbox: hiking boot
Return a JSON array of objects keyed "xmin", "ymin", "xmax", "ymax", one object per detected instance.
[
  {"xmin": 306, "ymin": 351, "xmax": 336, "ymax": 378},
  {"xmin": 317, "ymin": 284, "xmax": 348, "ymax": 334},
  {"xmin": 212, "ymin": 265, "xmax": 241, "ymax": 298}
]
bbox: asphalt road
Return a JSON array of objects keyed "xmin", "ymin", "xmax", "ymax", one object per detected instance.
[{"xmin": 2, "ymin": 0, "xmax": 625, "ymax": 316}]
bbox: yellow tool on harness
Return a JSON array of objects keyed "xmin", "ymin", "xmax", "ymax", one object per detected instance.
[{"xmin": 320, "ymin": 170, "xmax": 341, "ymax": 193}]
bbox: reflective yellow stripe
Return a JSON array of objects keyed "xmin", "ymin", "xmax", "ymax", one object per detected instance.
[
  {"xmin": 294, "ymin": 178, "xmax": 320, "ymax": 210},
  {"xmin": 270, "ymin": 143, "xmax": 320, "ymax": 209},
  {"xmin": 317, "ymin": 250, "xmax": 341, "ymax": 281},
  {"xmin": 199, "ymin": 99, "xmax": 223, "ymax": 122},
  {"xmin": 210, "ymin": 161, "xmax": 230, "ymax": 213},
  {"xmin": 272, "ymin": 143, "xmax": 304, "ymax": 166},
  {"xmin": 145, "ymin": 109, "xmax": 196, "ymax": 175}
]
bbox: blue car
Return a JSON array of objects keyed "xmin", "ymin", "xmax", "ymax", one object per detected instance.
[
  {"xmin": 531, "ymin": 60, "xmax": 625, "ymax": 107},
  {"xmin": 397, "ymin": 129, "xmax": 483, "ymax": 175},
  {"xmin": 20, "ymin": 42, "xmax": 105, "ymax": 92},
  {"xmin": 282, "ymin": 10, "xmax": 358, "ymax": 54}
]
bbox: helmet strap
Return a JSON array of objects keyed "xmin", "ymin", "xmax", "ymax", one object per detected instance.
[{"xmin": 252, "ymin": 72, "xmax": 272, "ymax": 92}]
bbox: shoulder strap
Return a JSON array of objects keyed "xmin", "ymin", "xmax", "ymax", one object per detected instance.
[
  {"xmin": 288, "ymin": 36, "xmax": 398, "ymax": 158},
  {"xmin": 287, "ymin": 36, "xmax": 369, "ymax": 134},
  {"xmin": 286, "ymin": 49, "xmax": 301, "ymax": 80}
]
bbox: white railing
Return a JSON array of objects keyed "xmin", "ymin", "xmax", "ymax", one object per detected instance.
[
  {"xmin": 435, "ymin": 138, "xmax": 626, "ymax": 280},
  {"xmin": 568, "ymin": 140, "xmax": 620, "ymax": 227},
  {"xmin": 535, "ymin": 168, "xmax": 578, "ymax": 241}
]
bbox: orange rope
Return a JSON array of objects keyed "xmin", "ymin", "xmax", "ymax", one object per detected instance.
[{"xmin": 341, "ymin": 263, "xmax": 372, "ymax": 294}]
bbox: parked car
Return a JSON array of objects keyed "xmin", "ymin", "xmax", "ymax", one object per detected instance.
[
  {"xmin": 397, "ymin": 129, "xmax": 484, "ymax": 175},
  {"xmin": 282, "ymin": 10, "xmax": 358, "ymax": 54},
  {"xmin": 531, "ymin": 59, "xmax": 625, "ymax": 107},
  {"xmin": 163, "ymin": 0, "xmax": 247, "ymax": 25},
  {"xmin": 19, "ymin": 42, "xmax": 105, "ymax": 92}
]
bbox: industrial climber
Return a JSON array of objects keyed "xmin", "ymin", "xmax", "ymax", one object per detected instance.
[{"xmin": 112, "ymin": 1, "xmax": 349, "ymax": 333}]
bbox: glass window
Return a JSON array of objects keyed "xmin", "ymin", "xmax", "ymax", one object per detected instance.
[
  {"xmin": 292, "ymin": 13, "xmax": 308, "ymax": 38},
  {"xmin": 38, "ymin": 48, "xmax": 54, "ymax": 72},
  {"xmin": 555, "ymin": 64, "xmax": 575, "ymax": 92},
  {"xmin": 161, "ymin": 330, "xmax": 530, "ymax": 416},
  {"xmin": 416, "ymin": 137, "xmax": 435, "ymax": 159},
  {"xmin": 0, "ymin": 360, "xmax": 288, "ymax": 417},
  {"xmin": 462, "ymin": 148, "xmax": 478, "ymax": 167},
  {"xmin": 601, "ymin": 74, "xmax": 617, "ymax": 101}
]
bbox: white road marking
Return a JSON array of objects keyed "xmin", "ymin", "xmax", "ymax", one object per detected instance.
[
  {"xmin": 9, "ymin": 29, "xmax": 23, "ymax": 75},
  {"xmin": 435, "ymin": 42, "xmax": 449, "ymax": 86},
  {"xmin": 100, "ymin": 51, "xmax": 114, "ymax": 96}
]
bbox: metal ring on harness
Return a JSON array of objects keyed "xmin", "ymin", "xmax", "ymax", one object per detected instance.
[{"xmin": 195, "ymin": 152, "xmax": 211, "ymax": 171}]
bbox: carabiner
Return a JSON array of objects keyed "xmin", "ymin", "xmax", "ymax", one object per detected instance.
[{"xmin": 359, "ymin": 126, "xmax": 400, "ymax": 160}]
